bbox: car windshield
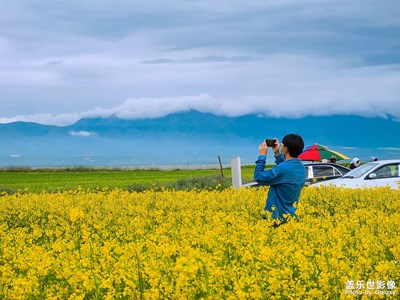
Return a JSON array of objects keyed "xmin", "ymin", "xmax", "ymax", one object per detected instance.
[{"xmin": 343, "ymin": 162, "xmax": 379, "ymax": 178}]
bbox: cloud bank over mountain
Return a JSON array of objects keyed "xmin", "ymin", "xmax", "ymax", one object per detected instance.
[{"xmin": 0, "ymin": 0, "xmax": 399, "ymax": 125}]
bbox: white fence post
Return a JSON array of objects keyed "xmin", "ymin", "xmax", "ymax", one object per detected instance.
[{"xmin": 231, "ymin": 157, "xmax": 242, "ymax": 189}]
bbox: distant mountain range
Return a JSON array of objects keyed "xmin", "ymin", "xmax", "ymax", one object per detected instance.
[{"xmin": 1, "ymin": 111, "xmax": 399, "ymax": 166}]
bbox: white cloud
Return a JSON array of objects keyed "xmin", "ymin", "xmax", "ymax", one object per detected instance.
[
  {"xmin": 0, "ymin": 0, "xmax": 399, "ymax": 123},
  {"xmin": 0, "ymin": 71, "xmax": 63, "ymax": 86},
  {"xmin": 1, "ymin": 52, "xmax": 399, "ymax": 125},
  {"xmin": 68, "ymin": 130, "xmax": 95, "ymax": 137},
  {"xmin": 92, "ymin": 94, "xmax": 219, "ymax": 119}
]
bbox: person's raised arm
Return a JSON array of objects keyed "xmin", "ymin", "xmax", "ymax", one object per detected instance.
[{"xmin": 254, "ymin": 140, "xmax": 278, "ymax": 184}]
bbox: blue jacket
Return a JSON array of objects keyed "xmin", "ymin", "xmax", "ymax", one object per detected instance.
[{"xmin": 254, "ymin": 154, "xmax": 305, "ymax": 220}]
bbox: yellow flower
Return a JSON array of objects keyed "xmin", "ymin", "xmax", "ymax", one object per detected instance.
[
  {"xmin": 69, "ymin": 207, "xmax": 85, "ymax": 222},
  {"xmin": 0, "ymin": 186, "xmax": 399, "ymax": 298}
]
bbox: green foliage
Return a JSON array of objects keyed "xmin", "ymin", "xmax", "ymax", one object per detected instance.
[
  {"xmin": 0, "ymin": 186, "xmax": 19, "ymax": 195},
  {"xmin": 0, "ymin": 166, "xmax": 257, "ymax": 193},
  {"xmin": 165, "ymin": 175, "xmax": 232, "ymax": 191}
]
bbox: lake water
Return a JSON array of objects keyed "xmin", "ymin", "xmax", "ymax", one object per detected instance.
[{"xmin": 1, "ymin": 145, "xmax": 399, "ymax": 169}]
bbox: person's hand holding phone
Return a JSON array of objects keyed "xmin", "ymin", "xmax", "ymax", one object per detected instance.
[{"xmin": 260, "ymin": 138, "xmax": 281, "ymax": 156}]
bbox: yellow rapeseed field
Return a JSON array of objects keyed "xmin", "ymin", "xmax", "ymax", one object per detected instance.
[{"xmin": 0, "ymin": 186, "xmax": 399, "ymax": 299}]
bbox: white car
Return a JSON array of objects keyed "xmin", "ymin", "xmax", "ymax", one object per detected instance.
[{"xmin": 312, "ymin": 160, "xmax": 400, "ymax": 189}]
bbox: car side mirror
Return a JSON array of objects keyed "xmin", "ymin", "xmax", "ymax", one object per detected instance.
[{"xmin": 368, "ymin": 173, "xmax": 377, "ymax": 179}]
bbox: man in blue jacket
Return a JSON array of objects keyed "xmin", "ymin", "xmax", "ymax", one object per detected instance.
[{"xmin": 254, "ymin": 134, "xmax": 305, "ymax": 225}]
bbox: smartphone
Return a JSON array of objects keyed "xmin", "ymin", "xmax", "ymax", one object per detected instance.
[{"xmin": 265, "ymin": 139, "xmax": 276, "ymax": 147}]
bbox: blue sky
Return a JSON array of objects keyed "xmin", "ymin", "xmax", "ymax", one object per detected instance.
[{"xmin": 0, "ymin": 0, "xmax": 399, "ymax": 125}]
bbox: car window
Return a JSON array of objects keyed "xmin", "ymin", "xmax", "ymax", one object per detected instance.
[
  {"xmin": 343, "ymin": 162, "xmax": 379, "ymax": 178},
  {"xmin": 332, "ymin": 167, "xmax": 343, "ymax": 176},
  {"xmin": 313, "ymin": 166, "xmax": 335, "ymax": 177},
  {"xmin": 373, "ymin": 164, "xmax": 399, "ymax": 179}
]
